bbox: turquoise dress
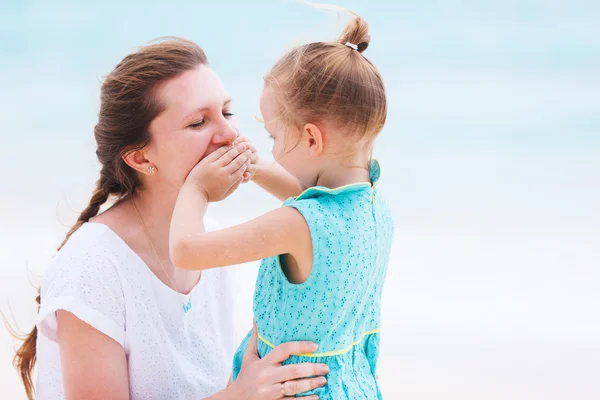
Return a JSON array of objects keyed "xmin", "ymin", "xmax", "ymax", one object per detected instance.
[{"xmin": 232, "ymin": 160, "xmax": 394, "ymax": 399}]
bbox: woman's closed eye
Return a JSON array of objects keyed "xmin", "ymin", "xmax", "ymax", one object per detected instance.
[
  {"xmin": 188, "ymin": 112, "xmax": 234, "ymax": 129},
  {"xmin": 188, "ymin": 120, "xmax": 205, "ymax": 129}
]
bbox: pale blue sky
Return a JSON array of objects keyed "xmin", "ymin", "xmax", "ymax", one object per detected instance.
[
  {"xmin": 1, "ymin": 1, "xmax": 599, "ymax": 399},
  {"xmin": 1, "ymin": 0, "xmax": 598, "ymax": 212}
]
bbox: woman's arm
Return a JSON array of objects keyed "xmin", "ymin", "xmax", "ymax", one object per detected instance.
[
  {"xmin": 57, "ymin": 313, "xmax": 325, "ymax": 400},
  {"xmin": 57, "ymin": 311, "xmax": 129, "ymax": 400}
]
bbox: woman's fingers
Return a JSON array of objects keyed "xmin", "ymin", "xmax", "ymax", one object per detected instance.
[
  {"xmin": 274, "ymin": 376, "xmax": 327, "ymax": 397},
  {"xmin": 241, "ymin": 321, "xmax": 260, "ymax": 367},
  {"xmin": 265, "ymin": 341, "xmax": 319, "ymax": 364},
  {"xmin": 272, "ymin": 363, "xmax": 329, "ymax": 383}
]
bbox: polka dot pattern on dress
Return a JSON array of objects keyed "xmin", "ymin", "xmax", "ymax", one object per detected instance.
[{"xmin": 233, "ymin": 160, "xmax": 394, "ymax": 400}]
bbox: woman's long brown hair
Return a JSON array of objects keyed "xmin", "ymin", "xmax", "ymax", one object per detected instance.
[{"xmin": 10, "ymin": 37, "xmax": 208, "ymax": 399}]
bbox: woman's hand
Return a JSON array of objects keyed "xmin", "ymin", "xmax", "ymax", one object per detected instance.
[
  {"xmin": 232, "ymin": 323, "xmax": 328, "ymax": 400},
  {"xmin": 184, "ymin": 142, "xmax": 252, "ymax": 202}
]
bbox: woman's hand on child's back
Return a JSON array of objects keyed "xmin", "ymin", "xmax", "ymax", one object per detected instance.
[
  {"xmin": 231, "ymin": 322, "xmax": 328, "ymax": 399},
  {"xmin": 184, "ymin": 142, "xmax": 252, "ymax": 202}
]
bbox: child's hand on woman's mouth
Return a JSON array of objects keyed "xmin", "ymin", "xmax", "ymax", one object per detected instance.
[
  {"xmin": 184, "ymin": 142, "xmax": 252, "ymax": 202},
  {"xmin": 233, "ymin": 136, "xmax": 260, "ymax": 183}
]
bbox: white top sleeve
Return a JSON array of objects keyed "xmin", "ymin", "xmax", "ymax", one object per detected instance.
[
  {"xmin": 36, "ymin": 233, "xmax": 126, "ymax": 348},
  {"xmin": 35, "ymin": 222, "xmax": 237, "ymax": 399}
]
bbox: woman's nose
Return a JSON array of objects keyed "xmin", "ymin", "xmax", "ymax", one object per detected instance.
[{"xmin": 212, "ymin": 119, "xmax": 238, "ymax": 145}]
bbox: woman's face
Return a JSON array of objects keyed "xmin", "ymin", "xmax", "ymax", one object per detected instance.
[{"xmin": 145, "ymin": 65, "xmax": 239, "ymax": 189}]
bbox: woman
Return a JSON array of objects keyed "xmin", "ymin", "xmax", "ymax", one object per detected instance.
[{"xmin": 14, "ymin": 38, "xmax": 328, "ymax": 400}]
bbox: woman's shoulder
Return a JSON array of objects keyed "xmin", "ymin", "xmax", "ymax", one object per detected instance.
[
  {"xmin": 43, "ymin": 223, "xmax": 129, "ymax": 289},
  {"xmin": 38, "ymin": 223, "xmax": 129, "ymax": 346},
  {"xmin": 55, "ymin": 222, "xmax": 126, "ymax": 259}
]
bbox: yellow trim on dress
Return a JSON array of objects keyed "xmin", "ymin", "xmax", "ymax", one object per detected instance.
[{"xmin": 258, "ymin": 328, "xmax": 381, "ymax": 358}]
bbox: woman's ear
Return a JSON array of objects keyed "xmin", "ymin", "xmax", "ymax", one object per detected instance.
[
  {"xmin": 123, "ymin": 149, "xmax": 156, "ymax": 176},
  {"xmin": 303, "ymin": 123, "xmax": 324, "ymax": 157}
]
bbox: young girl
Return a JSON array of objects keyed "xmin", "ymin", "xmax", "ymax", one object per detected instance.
[{"xmin": 170, "ymin": 12, "xmax": 394, "ymax": 400}]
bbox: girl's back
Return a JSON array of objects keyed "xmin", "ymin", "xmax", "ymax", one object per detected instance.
[{"xmin": 233, "ymin": 160, "xmax": 394, "ymax": 399}]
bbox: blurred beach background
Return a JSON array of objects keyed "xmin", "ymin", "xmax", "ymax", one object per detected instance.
[{"xmin": 1, "ymin": 0, "xmax": 599, "ymax": 398}]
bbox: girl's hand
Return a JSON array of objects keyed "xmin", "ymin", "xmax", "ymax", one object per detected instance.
[
  {"xmin": 185, "ymin": 142, "xmax": 252, "ymax": 202},
  {"xmin": 232, "ymin": 322, "xmax": 328, "ymax": 399},
  {"xmin": 233, "ymin": 136, "xmax": 261, "ymax": 183}
]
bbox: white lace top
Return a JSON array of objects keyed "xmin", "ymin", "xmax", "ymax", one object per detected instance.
[{"xmin": 35, "ymin": 221, "xmax": 236, "ymax": 399}]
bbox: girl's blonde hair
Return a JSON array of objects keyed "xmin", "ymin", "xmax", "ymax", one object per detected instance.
[{"xmin": 266, "ymin": 6, "xmax": 387, "ymax": 162}]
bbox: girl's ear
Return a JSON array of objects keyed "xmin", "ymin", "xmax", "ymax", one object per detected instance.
[{"xmin": 302, "ymin": 123, "xmax": 324, "ymax": 157}]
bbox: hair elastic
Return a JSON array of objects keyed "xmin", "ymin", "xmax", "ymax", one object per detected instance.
[{"xmin": 344, "ymin": 41, "xmax": 359, "ymax": 51}]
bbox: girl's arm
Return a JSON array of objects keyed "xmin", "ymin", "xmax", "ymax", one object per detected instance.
[
  {"xmin": 252, "ymin": 157, "xmax": 306, "ymax": 201},
  {"xmin": 169, "ymin": 143, "xmax": 311, "ymax": 271},
  {"xmin": 170, "ymin": 182, "xmax": 310, "ymax": 270},
  {"xmin": 235, "ymin": 137, "xmax": 305, "ymax": 201}
]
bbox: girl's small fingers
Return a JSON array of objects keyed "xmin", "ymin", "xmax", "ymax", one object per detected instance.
[
  {"xmin": 204, "ymin": 145, "xmax": 232, "ymax": 163},
  {"xmin": 218, "ymin": 143, "xmax": 247, "ymax": 166},
  {"xmin": 226, "ymin": 177, "xmax": 243, "ymax": 197},
  {"xmin": 225, "ymin": 150, "xmax": 252, "ymax": 175},
  {"xmin": 225, "ymin": 165, "xmax": 246, "ymax": 194},
  {"xmin": 229, "ymin": 162, "xmax": 248, "ymax": 184},
  {"xmin": 244, "ymin": 158, "xmax": 255, "ymax": 179},
  {"xmin": 235, "ymin": 135, "xmax": 252, "ymax": 145}
]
